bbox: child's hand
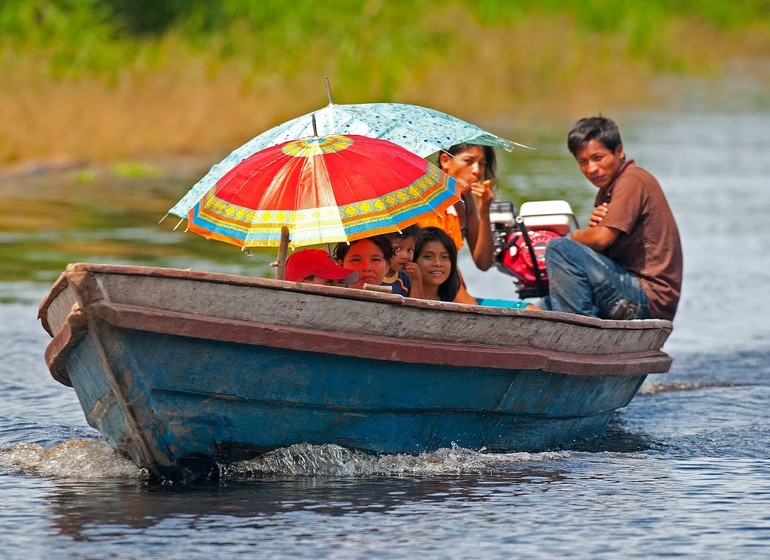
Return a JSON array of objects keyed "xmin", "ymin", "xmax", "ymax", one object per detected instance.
[
  {"xmin": 404, "ymin": 261, "xmax": 422, "ymax": 283},
  {"xmin": 404, "ymin": 261, "xmax": 423, "ymax": 298}
]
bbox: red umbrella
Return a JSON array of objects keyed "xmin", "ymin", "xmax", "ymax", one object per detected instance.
[{"xmin": 184, "ymin": 133, "xmax": 459, "ymax": 276}]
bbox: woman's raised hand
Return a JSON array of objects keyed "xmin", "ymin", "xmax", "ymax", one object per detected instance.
[{"xmin": 471, "ymin": 179, "xmax": 495, "ymax": 211}]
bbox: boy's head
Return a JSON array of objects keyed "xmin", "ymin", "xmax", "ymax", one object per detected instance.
[
  {"xmin": 567, "ymin": 115, "xmax": 623, "ymax": 156},
  {"xmin": 387, "ymin": 225, "xmax": 421, "ymax": 272},
  {"xmin": 285, "ymin": 249, "xmax": 359, "ymax": 286},
  {"xmin": 567, "ymin": 116, "xmax": 626, "ymax": 190}
]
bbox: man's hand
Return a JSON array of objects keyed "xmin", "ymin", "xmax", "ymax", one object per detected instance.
[
  {"xmin": 575, "ymin": 202, "xmax": 618, "ymax": 250},
  {"xmin": 589, "ymin": 202, "xmax": 609, "ymax": 227},
  {"xmin": 572, "ymin": 224, "xmax": 619, "ymax": 251}
]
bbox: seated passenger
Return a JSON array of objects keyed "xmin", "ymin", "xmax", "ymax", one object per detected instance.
[
  {"xmin": 333, "ymin": 235, "xmax": 394, "ymax": 290},
  {"xmin": 413, "ymin": 227, "xmax": 477, "ymax": 304},
  {"xmin": 541, "ymin": 116, "xmax": 682, "ymax": 320},
  {"xmin": 285, "ymin": 249, "xmax": 359, "ymax": 286},
  {"xmin": 416, "ymin": 143, "xmax": 497, "ymax": 302},
  {"xmin": 382, "ymin": 224, "xmax": 423, "ymax": 297}
]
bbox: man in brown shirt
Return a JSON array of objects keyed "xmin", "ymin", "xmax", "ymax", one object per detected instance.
[{"xmin": 541, "ymin": 116, "xmax": 683, "ymax": 321}]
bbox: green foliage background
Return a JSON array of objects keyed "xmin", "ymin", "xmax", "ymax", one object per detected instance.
[{"xmin": 6, "ymin": 0, "xmax": 769, "ymax": 77}]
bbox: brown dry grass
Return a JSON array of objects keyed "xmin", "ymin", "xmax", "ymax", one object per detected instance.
[{"xmin": 2, "ymin": 14, "xmax": 769, "ymax": 169}]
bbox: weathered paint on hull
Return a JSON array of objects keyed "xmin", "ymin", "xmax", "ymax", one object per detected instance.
[{"xmin": 65, "ymin": 319, "xmax": 646, "ymax": 477}]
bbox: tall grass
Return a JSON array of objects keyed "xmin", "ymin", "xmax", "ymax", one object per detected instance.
[{"xmin": 2, "ymin": 0, "xmax": 769, "ymax": 165}]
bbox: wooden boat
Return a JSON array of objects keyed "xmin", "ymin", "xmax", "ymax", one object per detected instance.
[{"xmin": 38, "ymin": 263, "xmax": 673, "ymax": 479}]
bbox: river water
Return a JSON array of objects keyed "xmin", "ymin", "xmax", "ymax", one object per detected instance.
[{"xmin": 1, "ymin": 111, "xmax": 769, "ymax": 559}]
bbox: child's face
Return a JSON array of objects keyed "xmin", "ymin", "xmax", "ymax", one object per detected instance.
[
  {"xmin": 389, "ymin": 236, "xmax": 416, "ymax": 272},
  {"xmin": 415, "ymin": 240, "xmax": 451, "ymax": 287},
  {"xmin": 341, "ymin": 239, "xmax": 388, "ymax": 289}
]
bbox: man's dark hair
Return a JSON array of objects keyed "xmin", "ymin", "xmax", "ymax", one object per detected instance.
[{"xmin": 567, "ymin": 116, "xmax": 623, "ymax": 156}]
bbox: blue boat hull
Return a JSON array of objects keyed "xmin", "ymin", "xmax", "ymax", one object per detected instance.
[{"xmin": 66, "ymin": 320, "xmax": 645, "ymax": 475}]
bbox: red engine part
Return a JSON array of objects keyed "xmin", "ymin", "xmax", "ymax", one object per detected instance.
[{"xmin": 499, "ymin": 228, "xmax": 563, "ymax": 291}]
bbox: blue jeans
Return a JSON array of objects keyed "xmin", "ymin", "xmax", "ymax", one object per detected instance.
[{"xmin": 540, "ymin": 238, "xmax": 650, "ymax": 319}]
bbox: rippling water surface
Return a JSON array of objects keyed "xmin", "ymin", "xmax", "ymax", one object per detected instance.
[{"xmin": 1, "ymin": 111, "xmax": 769, "ymax": 559}]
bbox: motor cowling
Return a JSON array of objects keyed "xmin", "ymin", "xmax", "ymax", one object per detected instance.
[
  {"xmin": 500, "ymin": 228, "xmax": 561, "ymax": 292},
  {"xmin": 490, "ymin": 200, "xmax": 578, "ymax": 299}
]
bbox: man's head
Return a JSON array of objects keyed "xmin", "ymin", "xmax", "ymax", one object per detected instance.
[
  {"xmin": 567, "ymin": 116, "xmax": 626, "ymax": 190},
  {"xmin": 285, "ymin": 249, "xmax": 359, "ymax": 286}
]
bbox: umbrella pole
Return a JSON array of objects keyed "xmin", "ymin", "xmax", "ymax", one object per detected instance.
[
  {"xmin": 325, "ymin": 75, "xmax": 333, "ymax": 104},
  {"xmin": 275, "ymin": 226, "xmax": 290, "ymax": 280}
]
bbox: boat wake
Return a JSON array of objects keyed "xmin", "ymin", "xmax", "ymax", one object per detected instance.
[
  {"xmin": 1, "ymin": 439, "xmax": 574, "ymax": 482},
  {"xmin": 638, "ymin": 378, "xmax": 756, "ymax": 396},
  {"xmin": 0, "ymin": 439, "xmax": 148, "ymax": 480},
  {"xmin": 222, "ymin": 443, "xmax": 569, "ymax": 479}
]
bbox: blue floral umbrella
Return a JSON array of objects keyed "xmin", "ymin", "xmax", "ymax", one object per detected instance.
[{"xmin": 169, "ymin": 102, "xmax": 526, "ymax": 219}]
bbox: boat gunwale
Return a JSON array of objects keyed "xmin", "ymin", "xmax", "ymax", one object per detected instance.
[
  {"xmin": 43, "ymin": 296, "xmax": 671, "ymax": 390},
  {"xmin": 39, "ymin": 262, "xmax": 674, "ymax": 387},
  {"xmin": 38, "ymin": 269, "xmax": 71, "ymax": 337},
  {"xmin": 47, "ymin": 262, "xmax": 674, "ymax": 332}
]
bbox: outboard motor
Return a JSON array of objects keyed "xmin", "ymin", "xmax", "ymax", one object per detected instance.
[{"xmin": 490, "ymin": 200, "xmax": 578, "ymax": 299}]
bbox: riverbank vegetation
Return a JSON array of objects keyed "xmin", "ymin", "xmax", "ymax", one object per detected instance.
[{"xmin": 2, "ymin": 0, "xmax": 769, "ymax": 166}]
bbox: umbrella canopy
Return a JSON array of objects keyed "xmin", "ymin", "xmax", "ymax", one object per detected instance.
[
  {"xmin": 169, "ymin": 102, "xmax": 523, "ymax": 219},
  {"xmin": 243, "ymin": 101, "xmax": 521, "ymax": 155},
  {"xmin": 185, "ymin": 133, "xmax": 460, "ymax": 251}
]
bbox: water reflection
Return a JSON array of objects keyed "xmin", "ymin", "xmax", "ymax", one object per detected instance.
[
  {"xmin": 45, "ymin": 467, "xmax": 571, "ymax": 541},
  {"xmin": 0, "ymin": 164, "xmax": 276, "ymax": 284},
  {"xmin": 567, "ymin": 414, "xmax": 664, "ymax": 454}
]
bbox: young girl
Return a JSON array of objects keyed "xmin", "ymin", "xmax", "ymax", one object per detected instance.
[
  {"xmin": 418, "ymin": 143, "xmax": 497, "ymax": 271},
  {"xmin": 333, "ymin": 235, "xmax": 394, "ymax": 290},
  {"xmin": 413, "ymin": 227, "xmax": 476, "ymax": 304}
]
